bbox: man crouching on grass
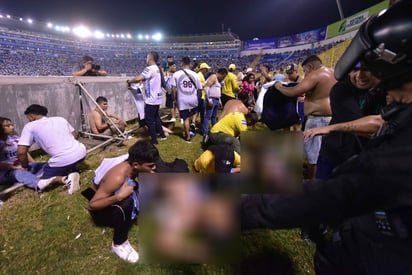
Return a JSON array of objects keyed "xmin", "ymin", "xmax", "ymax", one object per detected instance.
[{"xmin": 86, "ymin": 140, "xmax": 159, "ymax": 263}]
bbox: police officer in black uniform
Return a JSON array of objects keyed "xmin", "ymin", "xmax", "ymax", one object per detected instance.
[{"xmin": 241, "ymin": 1, "xmax": 412, "ymax": 274}]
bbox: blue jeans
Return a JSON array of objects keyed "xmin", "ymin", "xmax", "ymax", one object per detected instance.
[
  {"xmin": 145, "ymin": 104, "xmax": 165, "ymax": 144},
  {"xmin": 0, "ymin": 162, "xmax": 46, "ymax": 189},
  {"xmin": 41, "ymin": 158, "xmax": 84, "ymax": 179},
  {"xmin": 203, "ymin": 97, "xmax": 220, "ymax": 135}
]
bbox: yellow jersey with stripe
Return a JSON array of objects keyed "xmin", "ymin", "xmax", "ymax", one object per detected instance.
[{"xmin": 210, "ymin": 112, "xmax": 247, "ymax": 137}]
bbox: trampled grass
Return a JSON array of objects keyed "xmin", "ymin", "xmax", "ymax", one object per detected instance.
[{"xmin": 0, "ymin": 119, "xmax": 315, "ymax": 274}]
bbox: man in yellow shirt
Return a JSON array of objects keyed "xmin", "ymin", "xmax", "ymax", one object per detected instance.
[
  {"xmin": 192, "ymin": 62, "xmax": 210, "ymax": 133},
  {"xmin": 221, "ymin": 64, "xmax": 240, "ymax": 107},
  {"xmin": 193, "ymin": 144, "xmax": 241, "ymax": 173},
  {"xmin": 208, "ymin": 112, "xmax": 258, "ymax": 154}
]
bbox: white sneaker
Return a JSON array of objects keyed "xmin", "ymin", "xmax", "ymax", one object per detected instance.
[
  {"xmin": 64, "ymin": 172, "xmax": 80, "ymax": 195},
  {"xmin": 111, "ymin": 240, "xmax": 139, "ymax": 263}
]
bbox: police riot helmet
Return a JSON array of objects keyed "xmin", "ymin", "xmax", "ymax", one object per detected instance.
[{"xmin": 335, "ymin": 0, "xmax": 412, "ymax": 89}]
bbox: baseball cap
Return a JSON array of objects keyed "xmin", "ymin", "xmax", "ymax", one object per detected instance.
[
  {"xmin": 199, "ymin": 63, "xmax": 211, "ymax": 69},
  {"xmin": 228, "ymin": 64, "xmax": 236, "ymax": 70},
  {"xmin": 285, "ymin": 63, "xmax": 298, "ymax": 74}
]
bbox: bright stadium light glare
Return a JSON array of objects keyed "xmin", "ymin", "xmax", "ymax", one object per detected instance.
[
  {"xmin": 152, "ymin": 33, "xmax": 162, "ymax": 41},
  {"xmin": 111, "ymin": 34, "xmax": 115, "ymax": 38},
  {"xmin": 19, "ymin": 17, "xmax": 23, "ymax": 21},
  {"xmin": 6, "ymin": 15, "xmax": 11, "ymax": 19},
  {"xmin": 94, "ymin": 30, "xmax": 105, "ymax": 39},
  {"xmin": 145, "ymin": 34, "xmax": 149, "ymax": 40},
  {"xmin": 73, "ymin": 26, "xmax": 91, "ymax": 38},
  {"xmin": 27, "ymin": 18, "xmax": 33, "ymax": 24},
  {"xmin": 47, "ymin": 22, "xmax": 53, "ymax": 28},
  {"xmin": 127, "ymin": 34, "xmax": 131, "ymax": 39},
  {"xmin": 116, "ymin": 34, "xmax": 120, "ymax": 38},
  {"xmin": 106, "ymin": 33, "xmax": 110, "ymax": 37},
  {"xmin": 55, "ymin": 26, "xmax": 61, "ymax": 31},
  {"xmin": 137, "ymin": 34, "xmax": 143, "ymax": 40},
  {"xmin": 120, "ymin": 34, "xmax": 125, "ymax": 38},
  {"xmin": 0, "ymin": 15, "xmax": 3, "ymax": 19}
]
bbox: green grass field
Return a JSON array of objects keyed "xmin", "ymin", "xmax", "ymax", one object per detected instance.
[{"xmin": 0, "ymin": 119, "xmax": 315, "ymax": 274}]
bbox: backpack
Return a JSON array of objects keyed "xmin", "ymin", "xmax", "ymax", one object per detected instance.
[{"xmin": 209, "ymin": 144, "xmax": 235, "ymax": 173}]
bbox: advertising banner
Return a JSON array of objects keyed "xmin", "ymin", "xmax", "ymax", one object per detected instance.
[
  {"xmin": 243, "ymin": 38, "xmax": 277, "ymax": 50},
  {"xmin": 293, "ymin": 27, "xmax": 326, "ymax": 45},
  {"xmin": 326, "ymin": 0, "xmax": 389, "ymax": 38}
]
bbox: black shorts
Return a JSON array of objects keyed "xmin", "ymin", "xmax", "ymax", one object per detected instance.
[{"xmin": 166, "ymin": 93, "xmax": 174, "ymax": 108}]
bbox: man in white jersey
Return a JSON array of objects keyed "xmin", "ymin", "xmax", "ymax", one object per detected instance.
[
  {"xmin": 127, "ymin": 51, "xmax": 166, "ymax": 145},
  {"xmin": 202, "ymin": 68, "xmax": 228, "ymax": 143},
  {"xmin": 171, "ymin": 57, "xmax": 202, "ymax": 143},
  {"xmin": 17, "ymin": 104, "xmax": 86, "ymax": 194}
]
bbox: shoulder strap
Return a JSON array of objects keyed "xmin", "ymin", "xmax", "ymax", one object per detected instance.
[{"xmin": 182, "ymin": 69, "xmax": 198, "ymax": 90}]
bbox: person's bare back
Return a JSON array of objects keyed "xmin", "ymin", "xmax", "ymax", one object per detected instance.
[{"xmin": 218, "ymin": 99, "xmax": 249, "ymax": 121}]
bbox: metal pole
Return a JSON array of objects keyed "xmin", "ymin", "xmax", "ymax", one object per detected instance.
[
  {"xmin": 76, "ymin": 82, "xmax": 127, "ymax": 139},
  {"xmin": 336, "ymin": 0, "xmax": 345, "ymax": 19}
]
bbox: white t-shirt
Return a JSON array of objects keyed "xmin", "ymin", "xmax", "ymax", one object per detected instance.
[
  {"xmin": 171, "ymin": 69, "xmax": 201, "ymax": 110},
  {"xmin": 93, "ymin": 153, "xmax": 129, "ymax": 185},
  {"xmin": 0, "ymin": 135, "xmax": 20, "ymax": 166},
  {"xmin": 18, "ymin": 117, "xmax": 87, "ymax": 167},
  {"xmin": 141, "ymin": 64, "xmax": 163, "ymax": 105}
]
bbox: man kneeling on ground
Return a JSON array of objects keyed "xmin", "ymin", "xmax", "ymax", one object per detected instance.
[
  {"xmin": 89, "ymin": 96, "xmax": 126, "ymax": 136},
  {"xmin": 17, "ymin": 104, "xmax": 85, "ymax": 194},
  {"xmin": 87, "ymin": 140, "xmax": 159, "ymax": 263}
]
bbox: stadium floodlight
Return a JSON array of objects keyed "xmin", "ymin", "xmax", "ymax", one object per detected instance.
[
  {"xmin": 55, "ymin": 26, "xmax": 61, "ymax": 31},
  {"xmin": 47, "ymin": 22, "xmax": 53, "ymax": 28},
  {"xmin": 127, "ymin": 34, "xmax": 132, "ymax": 39},
  {"xmin": 73, "ymin": 26, "xmax": 91, "ymax": 38},
  {"xmin": 116, "ymin": 34, "xmax": 120, "ymax": 38},
  {"xmin": 152, "ymin": 33, "xmax": 162, "ymax": 41},
  {"xmin": 19, "ymin": 17, "xmax": 23, "ymax": 21},
  {"xmin": 138, "ymin": 34, "xmax": 143, "ymax": 40},
  {"xmin": 6, "ymin": 15, "xmax": 11, "ymax": 19},
  {"xmin": 0, "ymin": 15, "xmax": 3, "ymax": 19},
  {"xmin": 106, "ymin": 33, "xmax": 110, "ymax": 37},
  {"xmin": 145, "ymin": 34, "xmax": 149, "ymax": 40},
  {"xmin": 111, "ymin": 34, "xmax": 115, "ymax": 38},
  {"xmin": 120, "ymin": 34, "xmax": 125, "ymax": 38},
  {"xmin": 27, "ymin": 18, "xmax": 33, "ymax": 24},
  {"xmin": 94, "ymin": 30, "xmax": 105, "ymax": 39}
]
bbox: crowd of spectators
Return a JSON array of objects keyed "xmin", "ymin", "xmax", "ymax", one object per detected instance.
[{"xmin": 0, "ymin": 27, "xmax": 345, "ymax": 77}]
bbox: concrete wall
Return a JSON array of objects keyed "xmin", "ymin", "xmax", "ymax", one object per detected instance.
[{"xmin": 0, "ymin": 76, "xmax": 141, "ymax": 134}]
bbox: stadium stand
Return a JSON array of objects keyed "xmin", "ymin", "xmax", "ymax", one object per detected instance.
[{"xmin": 0, "ymin": 14, "xmax": 354, "ymax": 77}]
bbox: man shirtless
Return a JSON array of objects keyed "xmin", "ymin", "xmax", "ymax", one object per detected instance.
[
  {"xmin": 218, "ymin": 92, "xmax": 250, "ymax": 121},
  {"xmin": 87, "ymin": 140, "xmax": 159, "ymax": 263},
  {"xmin": 274, "ymin": 55, "xmax": 336, "ymax": 179},
  {"xmin": 89, "ymin": 96, "xmax": 126, "ymax": 136}
]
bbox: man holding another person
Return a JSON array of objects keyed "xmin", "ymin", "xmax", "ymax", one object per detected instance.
[
  {"xmin": 274, "ymin": 55, "xmax": 336, "ymax": 179},
  {"xmin": 17, "ymin": 104, "xmax": 86, "ymax": 194}
]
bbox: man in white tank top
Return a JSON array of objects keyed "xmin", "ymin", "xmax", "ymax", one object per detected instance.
[{"xmin": 202, "ymin": 68, "xmax": 228, "ymax": 143}]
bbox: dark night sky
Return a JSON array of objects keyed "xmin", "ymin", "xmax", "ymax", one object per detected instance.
[{"xmin": 2, "ymin": 0, "xmax": 384, "ymax": 40}]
